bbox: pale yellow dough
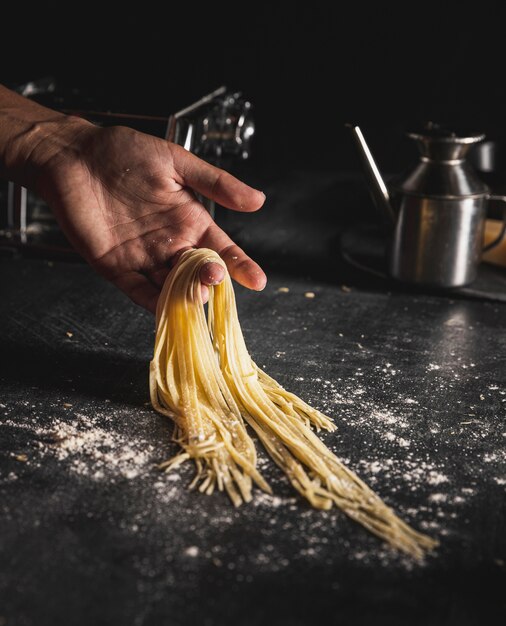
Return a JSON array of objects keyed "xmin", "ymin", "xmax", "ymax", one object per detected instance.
[{"xmin": 150, "ymin": 248, "xmax": 437, "ymax": 558}]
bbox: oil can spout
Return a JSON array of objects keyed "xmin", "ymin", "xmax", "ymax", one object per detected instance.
[{"xmin": 346, "ymin": 124, "xmax": 396, "ymax": 228}]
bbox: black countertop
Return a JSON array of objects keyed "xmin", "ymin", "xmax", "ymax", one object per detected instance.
[{"xmin": 1, "ymin": 171, "xmax": 506, "ymax": 625}]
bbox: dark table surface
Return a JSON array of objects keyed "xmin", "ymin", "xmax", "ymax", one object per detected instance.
[{"xmin": 1, "ymin": 171, "xmax": 506, "ymax": 626}]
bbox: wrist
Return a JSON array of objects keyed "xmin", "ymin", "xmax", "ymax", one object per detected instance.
[{"xmin": 0, "ymin": 106, "xmax": 94, "ymax": 191}]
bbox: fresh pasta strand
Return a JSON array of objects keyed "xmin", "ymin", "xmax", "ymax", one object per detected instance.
[{"xmin": 150, "ymin": 248, "xmax": 438, "ymax": 559}]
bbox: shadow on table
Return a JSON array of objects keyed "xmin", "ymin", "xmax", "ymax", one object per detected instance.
[
  {"xmin": 163, "ymin": 558, "xmax": 506, "ymax": 626},
  {"xmin": 0, "ymin": 338, "xmax": 149, "ymax": 407}
]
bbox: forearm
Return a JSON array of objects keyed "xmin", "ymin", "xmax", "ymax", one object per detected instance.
[{"xmin": 0, "ymin": 84, "xmax": 90, "ymax": 190}]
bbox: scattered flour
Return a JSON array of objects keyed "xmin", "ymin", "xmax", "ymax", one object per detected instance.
[
  {"xmin": 3, "ymin": 354, "xmax": 505, "ymax": 573},
  {"xmin": 3, "ymin": 413, "xmax": 155, "ymax": 481},
  {"xmin": 428, "ymin": 493, "xmax": 446, "ymax": 503},
  {"xmin": 281, "ymin": 361, "xmax": 506, "ymax": 555},
  {"xmin": 253, "ymin": 493, "xmax": 294, "ymax": 508}
]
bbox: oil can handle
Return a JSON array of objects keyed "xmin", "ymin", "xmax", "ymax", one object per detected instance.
[{"xmin": 483, "ymin": 194, "xmax": 506, "ymax": 252}]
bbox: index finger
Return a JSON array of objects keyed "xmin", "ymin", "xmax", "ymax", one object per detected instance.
[{"xmin": 170, "ymin": 143, "xmax": 265, "ymax": 213}]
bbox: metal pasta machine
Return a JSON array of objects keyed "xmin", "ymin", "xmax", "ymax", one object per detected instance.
[{"xmin": 165, "ymin": 85, "xmax": 255, "ymax": 219}]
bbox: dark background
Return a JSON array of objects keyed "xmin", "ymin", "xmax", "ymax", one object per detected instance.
[
  {"xmin": 2, "ymin": 6, "xmax": 506, "ymax": 626},
  {"xmin": 3, "ymin": 3, "xmax": 506, "ymax": 181}
]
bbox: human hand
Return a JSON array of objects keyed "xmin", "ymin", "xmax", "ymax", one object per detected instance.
[{"xmin": 30, "ymin": 118, "xmax": 266, "ymax": 312}]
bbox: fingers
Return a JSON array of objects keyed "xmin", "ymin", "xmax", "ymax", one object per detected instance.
[
  {"xmin": 221, "ymin": 244, "xmax": 267, "ymax": 291},
  {"xmin": 148, "ymin": 267, "xmax": 171, "ymax": 288},
  {"xmin": 112, "ymin": 235, "xmax": 263, "ymax": 316},
  {"xmin": 147, "ymin": 261, "xmax": 219, "ymax": 306},
  {"xmin": 113, "ymin": 272, "xmax": 160, "ymax": 314},
  {"xmin": 199, "ymin": 262, "xmax": 225, "ymax": 286},
  {"xmin": 200, "ymin": 284, "xmax": 210, "ymax": 304},
  {"xmin": 164, "ymin": 245, "xmax": 225, "ymax": 288},
  {"xmin": 114, "ymin": 269, "xmax": 212, "ymax": 314},
  {"xmin": 113, "ymin": 254, "xmax": 261, "ymax": 315},
  {"xmin": 200, "ymin": 222, "xmax": 267, "ymax": 291},
  {"xmin": 171, "ymin": 143, "xmax": 265, "ymax": 213}
]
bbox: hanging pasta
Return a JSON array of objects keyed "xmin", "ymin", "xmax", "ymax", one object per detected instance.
[{"xmin": 150, "ymin": 248, "xmax": 437, "ymax": 559}]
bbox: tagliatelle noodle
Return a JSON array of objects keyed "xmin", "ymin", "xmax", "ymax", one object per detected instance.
[{"xmin": 150, "ymin": 248, "xmax": 438, "ymax": 559}]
